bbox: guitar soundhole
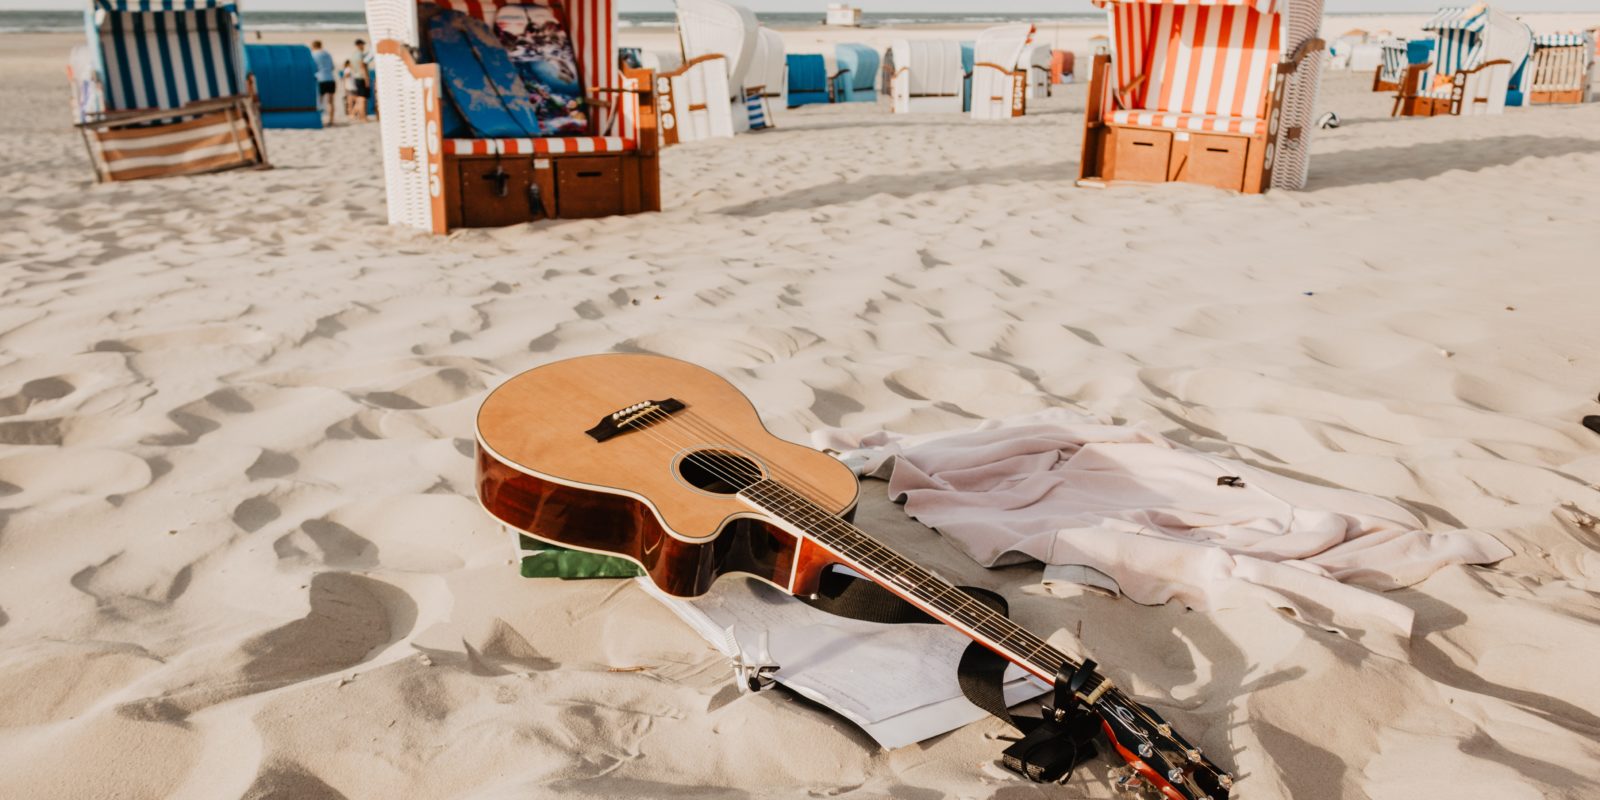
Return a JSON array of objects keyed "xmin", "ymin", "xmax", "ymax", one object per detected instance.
[{"xmin": 676, "ymin": 449, "xmax": 762, "ymax": 494}]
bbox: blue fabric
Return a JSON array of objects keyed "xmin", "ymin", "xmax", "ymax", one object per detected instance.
[
  {"xmin": 312, "ymin": 48, "xmax": 335, "ymax": 82},
  {"xmin": 833, "ymin": 43, "xmax": 878, "ymax": 102},
  {"xmin": 1407, "ymin": 39, "xmax": 1434, "ymax": 65},
  {"xmin": 786, "ymin": 53, "xmax": 829, "ymax": 107},
  {"xmin": 961, "ymin": 42, "xmax": 974, "ymax": 113},
  {"xmin": 245, "ymin": 44, "xmax": 322, "ymax": 128},
  {"xmin": 428, "ymin": 7, "xmax": 543, "ymax": 138}
]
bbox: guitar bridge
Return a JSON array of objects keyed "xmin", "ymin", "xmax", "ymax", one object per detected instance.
[{"xmin": 585, "ymin": 398, "xmax": 686, "ymax": 442}]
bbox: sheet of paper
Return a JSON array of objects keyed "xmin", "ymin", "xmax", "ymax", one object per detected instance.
[{"xmin": 638, "ymin": 577, "xmax": 1049, "ymax": 749}]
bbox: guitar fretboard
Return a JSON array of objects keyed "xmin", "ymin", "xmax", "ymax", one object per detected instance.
[{"xmin": 739, "ymin": 477, "xmax": 1102, "ymax": 693}]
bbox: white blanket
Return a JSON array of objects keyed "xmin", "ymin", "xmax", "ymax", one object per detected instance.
[{"xmin": 815, "ymin": 409, "xmax": 1513, "ymax": 647}]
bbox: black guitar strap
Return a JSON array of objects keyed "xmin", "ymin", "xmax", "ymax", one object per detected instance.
[{"xmin": 800, "ymin": 568, "xmax": 1099, "ymax": 784}]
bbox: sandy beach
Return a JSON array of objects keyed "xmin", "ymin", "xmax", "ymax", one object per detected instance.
[{"xmin": 3, "ymin": 12, "xmax": 1600, "ymax": 800}]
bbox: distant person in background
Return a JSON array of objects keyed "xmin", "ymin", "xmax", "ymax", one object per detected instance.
[
  {"xmin": 349, "ymin": 39, "xmax": 372, "ymax": 122},
  {"xmin": 341, "ymin": 60, "xmax": 361, "ymax": 121},
  {"xmin": 311, "ymin": 40, "xmax": 337, "ymax": 127}
]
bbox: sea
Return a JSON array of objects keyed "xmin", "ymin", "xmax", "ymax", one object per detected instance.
[{"xmin": 1, "ymin": 9, "xmax": 1109, "ymax": 34}]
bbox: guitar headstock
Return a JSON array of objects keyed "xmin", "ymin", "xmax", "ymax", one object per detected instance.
[{"xmin": 1094, "ymin": 689, "xmax": 1232, "ymax": 800}]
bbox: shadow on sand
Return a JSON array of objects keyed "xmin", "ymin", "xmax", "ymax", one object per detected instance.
[
  {"xmin": 717, "ymin": 160, "xmax": 1080, "ymax": 217},
  {"xmin": 1307, "ymin": 135, "xmax": 1600, "ymax": 190}
]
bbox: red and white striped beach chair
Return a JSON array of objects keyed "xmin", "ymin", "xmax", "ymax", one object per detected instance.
[
  {"xmin": 1078, "ymin": 0, "xmax": 1326, "ymax": 193},
  {"xmin": 364, "ymin": 0, "xmax": 660, "ymax": 233}
]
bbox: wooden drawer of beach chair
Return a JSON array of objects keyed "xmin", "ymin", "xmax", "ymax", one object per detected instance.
[
  {"xmin": 1184, "ymin": 134, "xmax": 1249, "ymax": 192},
  {"xmin": 1112, "ymin": 127, "xmax": 1173, "ymax": 183},
  {"xmin": 556, "ymin": 157, "xmax": 628, "ymax": 219},
  {"xmin": 454, "ymin": 157, "xmax": 555, "ymax": 229}
]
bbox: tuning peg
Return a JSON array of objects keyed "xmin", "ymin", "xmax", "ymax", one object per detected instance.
[
  {"xmin": 1167, "ymin": 768, "xmax": 1186, "ymax": 783},
  {"xmin": 1217, "ymin": 774, "xmax": 1235, "ymax": 789},
  {"xmin": 1187, "ymin": 748, "xmax": 1203, "ymax": 763},
  {"xmin": 1137, "ymin": 743, "xmax": 1155, "ymax": 758}
]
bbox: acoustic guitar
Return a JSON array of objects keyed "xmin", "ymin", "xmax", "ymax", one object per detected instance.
[{"xmin": 475, "ymin": 353, "xmax": 1232, "ymax": 799}]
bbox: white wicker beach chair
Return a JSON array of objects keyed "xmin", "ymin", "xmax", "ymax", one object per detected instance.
[
  {"xmin": 364, "ymin": 0, "xmax": 660, "ymax": 232},
  {"xmin": 1018, "ymin": 42, "xmax": 1054, "ymax": 101},
  {"xmin": 888, "ymin": 40, "xmax": 965, "ymax": 114},
  {"xmin": 742, "ymin": 27, "xmax": 787, "ymax": 126},
  {"xmin": 1078, "ymin": 0, "xmax": 1326, "ymax": 193},
  {"xmin": 73, "ymin": 0, "xmax": 268, "ymax": 182},
  {"xmin": 969, "ymin": 24, "xmax": 1034, "ymax": 120},
  {"xmin": 674, "ymin": 0, "xmax": 759, "ymax": 138}
]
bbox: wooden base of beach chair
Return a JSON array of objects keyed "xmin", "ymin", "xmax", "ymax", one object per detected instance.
[
  {"xmin": 445, "ymin": 151, "xmax": 658, "ymax": 229},
  {"xmin": 1529, "ymin": 89, "xmax": 1584, "ymax": 104},
  {"xmin": 1081, "ymin": 123, "xmax": 1267, "ymax": 193}
]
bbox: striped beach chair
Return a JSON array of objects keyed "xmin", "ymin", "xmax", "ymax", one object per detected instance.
[
  {"xmin": 1373, "ymin": 38, "xmax": 1408, "ymax": 91},
  {"xmin": 1077, "ymin": 0, "xmax": 1326, "ymax": 193},
  {"xmin": 1393, "ymin": 5, "xmax": 1533, "ymax": 117},
  {"xmin": 364, "ymin": 0, "xmax": 662, "ymax": 232},
  {"xmin": 73, "ymin": 0, "xmax": 268, "ymax": 182},
  {"xmin": 1527, "ymin": 32, "xmax": 1594, "ymax": 105}
]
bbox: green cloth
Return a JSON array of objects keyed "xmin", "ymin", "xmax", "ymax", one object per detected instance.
[{"xmin": 518, "ymin": 534, "xmax": 644, "ymax": 579}]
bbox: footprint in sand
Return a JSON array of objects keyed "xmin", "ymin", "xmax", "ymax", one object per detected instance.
[
  {"xmin": 241, "ymin": 760, "xmax": 349, "ymax": 800},
  {"xmin": 0, "ymin": 376, "xmax": 74, "ymax": 417},
  {"xmin": 115, "ymin": 573, "xmax": 402, "ymax": 720},
  {"xmin": 360, "ymin": 366, "xmax": 486, "ymax": 410},
  {"xmin": 885, "ymin": 364, "xmax": 1047, "ymax": 417},
  {"xmin": 274, "ymin": 518, "xmax": 379, "ymax": 569}
]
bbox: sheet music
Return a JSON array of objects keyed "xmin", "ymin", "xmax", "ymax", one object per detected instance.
[{"xmin": 639, "ymin": 577, "xmax": 1050, "ymax": 749}]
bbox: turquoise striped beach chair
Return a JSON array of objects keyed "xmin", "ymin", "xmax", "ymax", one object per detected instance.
[
  {"xmin": 1394, "ymin": 5, "xmax": 1533, "ymax": 117},
  {"xmin": 74, "ymin": 0, "xmax": 268, "ymax": 182}
]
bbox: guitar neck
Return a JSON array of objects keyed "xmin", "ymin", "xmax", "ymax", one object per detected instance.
[{"xmin": 738, "ymin": 477, "xmax": 1106, "ymax": 697}]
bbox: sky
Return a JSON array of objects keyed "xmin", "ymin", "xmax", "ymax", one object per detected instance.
[{"xmin": 10, "ymin": 0, "xmax": 1596, "ymax": 11}]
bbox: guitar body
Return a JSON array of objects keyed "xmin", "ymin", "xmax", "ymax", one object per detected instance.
[{"xmin": 475, "ymin": 353, "xmax": 859, "ymax": 597}]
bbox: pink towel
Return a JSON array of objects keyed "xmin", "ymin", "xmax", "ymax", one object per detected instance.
[{"xmin": 815, "ymin": 409, "xmax": 1512, "ymax": 647}]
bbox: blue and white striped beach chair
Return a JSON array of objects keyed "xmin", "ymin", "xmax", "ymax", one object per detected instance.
[
  {"xmin": 1394, "ymin": 5, "xmax": 1533, "ymax": 117},
  {"xmin": 74, "ymin": 0, "xmax": 268, "ymax": 181},
  {"xmin": 1372, "ymin": 38, "xmax": 1407, "ymax": 91}
]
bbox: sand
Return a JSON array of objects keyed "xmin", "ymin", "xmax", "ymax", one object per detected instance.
[{"xmin": 3, "ymin": 15, "xmax": 1600, "ymax": 800}]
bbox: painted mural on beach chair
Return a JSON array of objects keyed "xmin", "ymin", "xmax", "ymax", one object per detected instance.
[{"xmin": 496, "ymin": 1, "xmax": 589, "ymax": 134}]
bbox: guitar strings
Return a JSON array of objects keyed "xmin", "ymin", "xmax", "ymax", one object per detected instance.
[
  {"xmin": 610, "ymin": 406, "xmax": 1224, "ymax": 786},
  {"xmin": 620, "ymin": 405, "xmax": 1068, "ymax": 663}
]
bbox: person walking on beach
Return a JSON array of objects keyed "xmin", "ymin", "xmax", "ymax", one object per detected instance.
[
  {"xmin": 311, "ymin": 40, "xmax": 337, "ymax": 126},
  {"xmin": 348, "ymin": 39, "xmax": 372, "ymax": 122}
]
